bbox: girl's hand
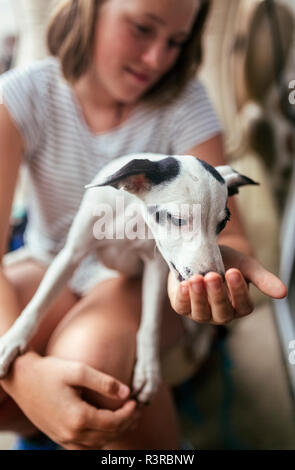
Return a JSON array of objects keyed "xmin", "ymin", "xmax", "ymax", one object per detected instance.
[
  {"xmin": 1, "ymin": 352, "xmax": 141, "ymax": 450},
  {"xmin": 168, "ymin": 245, "xmax": 288, "ymax": 325}
]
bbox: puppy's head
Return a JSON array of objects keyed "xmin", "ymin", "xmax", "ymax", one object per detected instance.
[{"xmin": 86, "ymin": 153, "xmax": 258, "ymax": 280}]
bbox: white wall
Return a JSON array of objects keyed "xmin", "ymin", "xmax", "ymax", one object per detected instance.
[
  {"xmin": 0, "ymin": 0, "xmax": 17, "ymax": 39},
  {"xmin": 280, "ymin": 0, "xmax": 295, "ymax": 12}
]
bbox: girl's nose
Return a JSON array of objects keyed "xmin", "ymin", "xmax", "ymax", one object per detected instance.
[{"xmin": 141, "ymin": 41, "xmax": 167, "ymax": 71}]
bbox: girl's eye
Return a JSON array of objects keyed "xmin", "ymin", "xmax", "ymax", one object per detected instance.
[
  {"xmin": 168, "ymin": 40, "xmax": 185, "ymax": 49},
  {"xmin": 134, "ymin": 24, "xmax": 152, "ymax": 35},
  {"xmin": 133, "ymin": 24, "xmax": 185, "ymax": 48}
]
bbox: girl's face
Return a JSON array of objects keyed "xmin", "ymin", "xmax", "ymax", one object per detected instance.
[{"xmin": 91, "ymin": 0, "xmax": 200, "ymax": 104}]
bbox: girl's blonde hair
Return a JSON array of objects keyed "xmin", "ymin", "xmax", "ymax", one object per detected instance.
[{"xmin": 47, "ymin": 0, "xmax": 211, "ymax": 105}]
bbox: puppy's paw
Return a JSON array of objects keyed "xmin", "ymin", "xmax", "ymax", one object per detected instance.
[
  {"xmin": 0, "ymin": 334, "xmax": 27, "ymax": 379},
  {"xmin": 131, "ymin": 357, "xmax": 161, "ymax": 405}
]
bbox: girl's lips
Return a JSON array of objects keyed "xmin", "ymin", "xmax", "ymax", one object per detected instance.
[{"xmin": 125, "ymin": 67, "xmax": 151, "ymax": 84}]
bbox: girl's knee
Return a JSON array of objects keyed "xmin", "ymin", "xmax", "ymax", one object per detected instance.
[
  {"xmin": 45, "ymin": 279, "xmax": 142, "ymax": 409},
  {"xmin": 46, "ymin": 319, "xmax": 137, "ymax": 410},
  {"xmin": 46, "ymin": 276, "xmax": 142, "ymax": 357},
  {"xmin": 48, "ymin": 316, "xmax": 137, "ymax": 376}
]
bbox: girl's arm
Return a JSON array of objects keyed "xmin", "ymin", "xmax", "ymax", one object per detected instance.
[{"xmin": 0, "ymin": 103, "xmax": 24, "ymax": 334}]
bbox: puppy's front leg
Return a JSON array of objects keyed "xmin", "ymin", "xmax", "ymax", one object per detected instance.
[
  {"xmin": 132, "ymin": 255, "xmax": 168, "ymax": 404},
  {"xmin": 0, "ymin": 198, "xmax": 96, "ymax": 378}
]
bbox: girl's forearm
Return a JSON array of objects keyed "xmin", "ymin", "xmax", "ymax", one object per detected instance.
[
  {"xmin": 0, "ymin": 269, "xmax": 41, "ymax": 437},
  {"xmin": 0, "ymin": 350, "xmax": 41, "ymax": 437},
  {"xmin": 0, "ymin": 351, "xmax": 40, "ymax": 394}
]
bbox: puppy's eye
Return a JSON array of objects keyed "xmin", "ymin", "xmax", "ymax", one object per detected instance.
[
  {"xmin": 167, "ymin": 213, "xmax": 187, "ymax": 227},
  {"xmin": 154, "ymin": 211, "xmax": 187, "ymax": 226},
  {"xmin": 171, "ymin": 216, "xmax": 187, "ymax": 226},
  {"xmin": 216, "ymin": 208, "xmax": 231, "ymax": 235},
  {"xmin": 216, "ymin": 218, "xmax": 228, "ymax": 234},
  {"xmin": 154, "ymin": 210, "xmax": 166, "ymax": 224}
]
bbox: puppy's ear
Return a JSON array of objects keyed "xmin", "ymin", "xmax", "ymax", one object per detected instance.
[
  {"xmin": 85, "ymin": 157, "xmax": 180, "ymax": 195},
  {"xmin": 215, "ymin": 165, "xmax": 259, "ymax": 196}
]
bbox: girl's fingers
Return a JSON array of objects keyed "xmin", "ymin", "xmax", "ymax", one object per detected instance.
[
  {"xmin": 205, "ymin": 273, "xmax": 234, "ymax": 324},
  {"xmin": 67, "ymin": 363, "xmax": 130, "ymax": 400},
  {"xmin": 245, "ymin": 260, "xmax": 287, "ymax": 299},
  {"xmin": 168, "ymin": 271, "xmax": 191, "ymax": 315},
  {"xmin": 220, "ymin": 246, "xmax": 288, "ymax": 299},
  {"xmin": 188, "ymin": 275, "xmax": 211, "ymax": 322},
  {"xmin": 225, "ymin": 269, "xmax": 254, "ymax": 317},
  {"xmin": 85, "ymin": 399, "xmax": 138, "ymax": 432},
  {"xmin": 174, "ymin": 282, "xmax": 192, "ymax": 315}
]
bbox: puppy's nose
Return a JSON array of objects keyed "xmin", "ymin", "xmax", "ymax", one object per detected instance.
[
  {"xmin": 200, "ymin": 271, "xmax": 225, "ymax": 282},
  {"xmin": 200, "ymin": 270, "xmax": 210, "ymax": 277},
  {"xmin": 184, "ymin": 267, "xmax": 193, "ymax": 278},
  {"xmin": 177, "ymin": 273, "xmax": 185, "ymax": 282}
]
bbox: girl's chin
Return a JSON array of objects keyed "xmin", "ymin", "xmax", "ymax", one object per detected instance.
[{"xmin": 113, "ymin": 86, "xmax": 146, "ymax": 104}]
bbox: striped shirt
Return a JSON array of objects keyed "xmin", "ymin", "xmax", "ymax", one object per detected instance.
[{"xmin": 0, "ymin": 57, "xmax": 222, "ymax": 294}]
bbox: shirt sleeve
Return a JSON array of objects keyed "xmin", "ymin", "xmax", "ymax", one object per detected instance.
[
  {"xmin": 0, "ymin": 61, "xmax": 46, "ymax": 160},
  {"xmin": 169, "ymin": 78, "xmax": 223, "ymax": 154}
]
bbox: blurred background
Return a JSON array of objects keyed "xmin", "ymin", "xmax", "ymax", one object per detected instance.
[{"xmin": 0, "ymin": 0, "xmax": 294, "ymax": 450}]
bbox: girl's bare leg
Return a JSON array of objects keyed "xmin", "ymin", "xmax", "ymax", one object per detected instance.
[{"xmin": 46, "ymin": 276, "xmax": 184, "ymax": 449}]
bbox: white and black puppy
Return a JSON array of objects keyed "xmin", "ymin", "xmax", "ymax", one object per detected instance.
[{"xmin": 0, "ymin": 153, "xmax": 258, "ymax": 403}]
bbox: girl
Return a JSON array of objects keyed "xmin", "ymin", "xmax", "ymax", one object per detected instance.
[{"xmin": 0, "ymin": 0, "xmax": 286, "ymax": 450}]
